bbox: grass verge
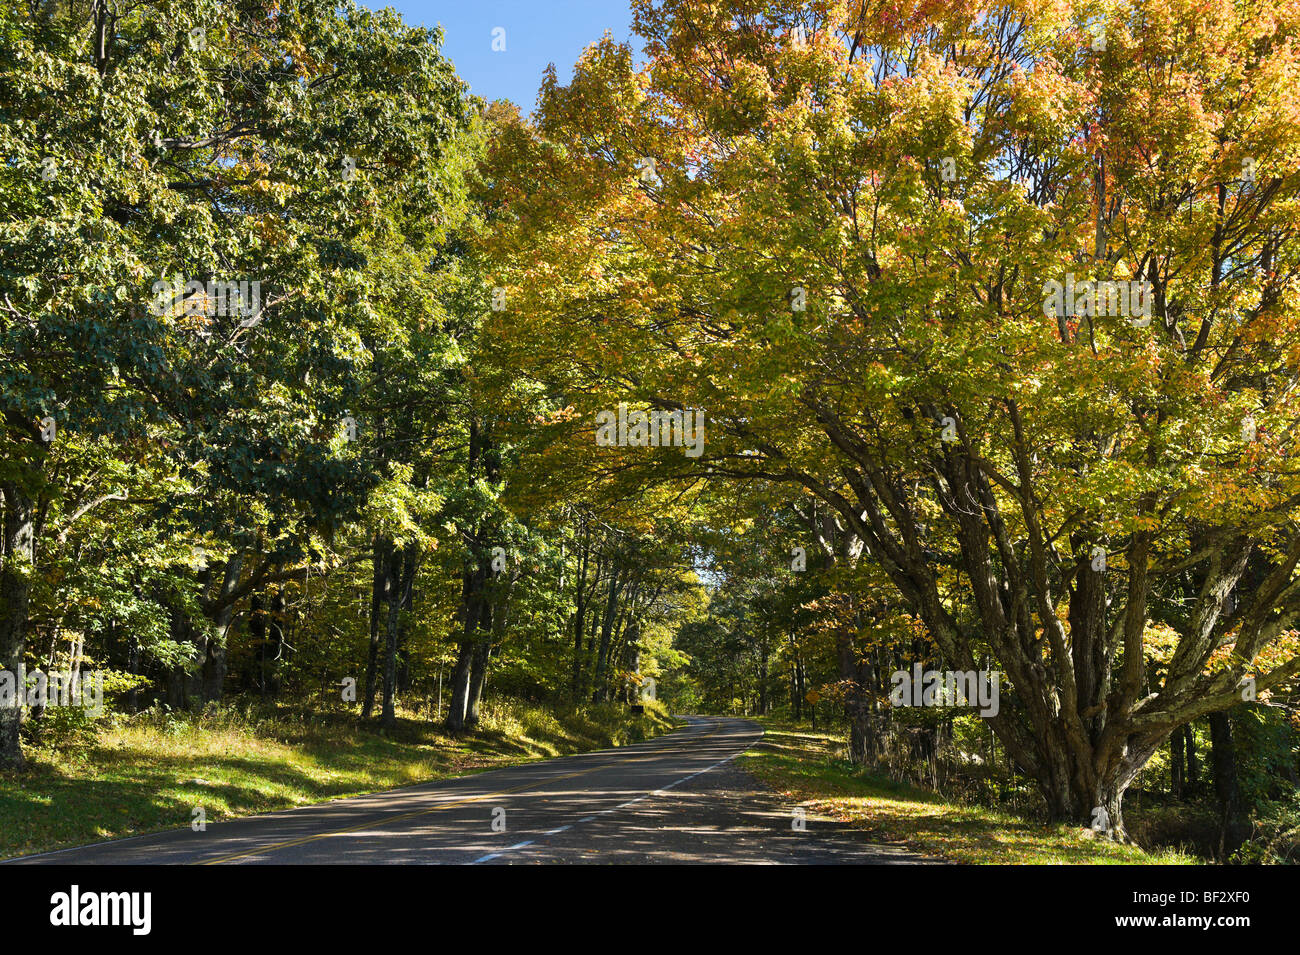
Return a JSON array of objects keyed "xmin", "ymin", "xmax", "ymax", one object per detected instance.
[
  {"xmin": 741, "ymin": 719, "xmax": 1196, "ymax": 865},
  {"xmin": 0, "ymin": 698, "xmax": 677, "ymax": 860}
]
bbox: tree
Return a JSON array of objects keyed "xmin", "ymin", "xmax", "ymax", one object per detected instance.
[
  {"xmin": 479, "ymin": 0, "xmax": 1300, "ymax": 836},
  {"xmin": 1, "ymin": 0, "xmax": 471, "ymax": 763}
]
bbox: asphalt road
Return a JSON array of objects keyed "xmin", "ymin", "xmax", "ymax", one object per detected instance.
[{"xmin": 8, "ymin": 716, "xmax": 932, "ymax": 865}]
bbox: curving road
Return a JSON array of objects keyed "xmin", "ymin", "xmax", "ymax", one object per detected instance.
[{"xmin": 7, "ymin": 716, "xmax": 931, "ymax": 865}]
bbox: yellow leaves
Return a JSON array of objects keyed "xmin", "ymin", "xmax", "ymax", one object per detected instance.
[
  {"xmin": 1142, "ymin": 621, "xmax": 1181, "ymax": 664},
  {"xmin": 281, "ymin": 35, "xmax": 319, "ymax": 80},
  {"xmin": 253, "ymin": 214, "xmax": 292, "ymax": 247},
  {"xmin": 1202, "ymin": 631, "xmax": 1300, "ymax": 697}
]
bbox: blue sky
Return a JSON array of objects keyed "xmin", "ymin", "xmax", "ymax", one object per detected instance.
[{"xmin": 371, "ymin": 1, "xmax": 638, "ymax": 112}]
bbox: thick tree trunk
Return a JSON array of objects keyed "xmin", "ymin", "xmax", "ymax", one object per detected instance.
[
  {"xmin": 846, "ymin": 703, "xmax": 876, "ymax": 764},
  {"xmin": 837, "ymin": 623, "xmax": 881, "ymax": 766},
  {"xmin": 444, "ymin": 640, "xmax": 474, "ymax": 733},
  {"xmin": 467, "ymin": 574, "xmax": 511, "ymax": 726},
  {"xmin": 201, "ymin": 556, "xmax": 243, "ymax": 704},
  {"xmin": 1035, "ymin": 743, "xmax": 1135, "ymax": 839},
  {"xmin": 465, "ymin": 632, "xmax": 490, "ymax": 727},
  {"xmin": 0, "ymin": 484, "xmax": 35, "ymax": 769},
  {"xmin": 445, "ymin": 563, "xmax": 488, "ymax": 733}
]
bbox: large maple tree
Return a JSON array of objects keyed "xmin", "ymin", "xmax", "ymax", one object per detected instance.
[{"xmin": 480, "ymin": 0, "xmax": 1300, "ymax": 835}]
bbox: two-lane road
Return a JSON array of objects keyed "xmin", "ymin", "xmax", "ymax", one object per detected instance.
[{"xmin": 8, "ymin": 717, "xmax": 930, "ymax": 865}]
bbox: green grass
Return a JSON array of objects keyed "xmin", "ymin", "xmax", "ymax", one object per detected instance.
[
  {"xmin": 742, "ymin": 719, "xmax": 1196, "ymax": 865},
  {"xmin": 0, "ymin": 698, "xmax": 678, "ymax": 860}
]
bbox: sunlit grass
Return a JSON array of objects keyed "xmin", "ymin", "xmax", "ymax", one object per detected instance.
[{"xmin": 743, "ymin": 720, "xmax": 1196, "ymax": 865}]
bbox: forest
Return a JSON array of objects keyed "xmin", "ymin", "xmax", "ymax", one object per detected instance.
[{"xmin": 3, "ymin": 0, "xmax": 1300, "ymax": 866}]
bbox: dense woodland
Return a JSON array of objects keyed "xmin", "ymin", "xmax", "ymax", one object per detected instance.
[{"xmin": 3, "ymin": 0, "xmax": 1300, "ymax": 862}]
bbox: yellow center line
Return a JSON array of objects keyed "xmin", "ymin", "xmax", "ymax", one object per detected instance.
[{"xmin": 198, "ymin": 721, "xmax": 723, "ymax": 865}]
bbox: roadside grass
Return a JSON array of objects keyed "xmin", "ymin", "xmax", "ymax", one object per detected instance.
[
  {"xmin": 0, "ymin": 698, "xmax": 677, "ymax": 861},
  {"xmin": 742, "ymin": 719, "xmax": 1196, "ymax": 865}
]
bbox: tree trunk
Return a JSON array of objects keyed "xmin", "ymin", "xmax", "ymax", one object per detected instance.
[
  {"xmin": 380, "ymin": 547, "xmax": 402, "ymax": 729},
  {"xmin": 1171, "ymin": 724, "xmax": 1184, "ymax": 799},
  {"xmin": 395, "ymin": 547, "xmax": 418, "ymax": 695},
  {"xmin": 793, "ymin": 652, "xmax": 804, "ymax": 720},
  {"xmin": 0, "ymin": 484, "xmax": 35, "ymax": 769},
  {"xmin": 379, "ymin": 544, "xmax": 418, "ymax": 729},
  {"xmin": 445, "ymin": 642, "xmax": 474, "ymax": 733},
  {"xmin": 837, "ymin": 624, "xmax": 880, "ymax": 766},
  {"xmin": 467, "ymin": 571, "xmax": 511, "ymax": 726},
  {"xmin": 590, "ymin": 568, "xmax": 623, "ymax": 704},
  {"xmin": 1020, "ymin": 730, "xmax": 1166, "ymax": 841},
  {"xmin": 569, "ymin": 522, "xmax": 591, "ymax": 704},
  {"xmin": 201, "ymin": 555, "xmax": 242, "ymax": 704},
  {"xmin": 362, "ymin": 534, "xmax": 388, "ymax": 720},
  {"xmin": 445, "ymin": 563, "xmax": 487, "ymax": 733},
  {"xmin": 571, "ymin": 605, "xmax": 586, "ymax": 704},
  {"xmin": 465, "ymin": 632, "xmax": 490, "ymax": 727},
  {"xmin": 1208, "ymin": 711, "xmax": 1249, "ymax": 860},
  {"xmin": 126, "ymin": 631, "xmax": 141, "ymax": 714}
]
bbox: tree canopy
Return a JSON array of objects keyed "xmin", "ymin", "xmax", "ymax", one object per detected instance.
[{"xmin": 3, "ymin": 0, "xmax": 1299, "ymax": 851}]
